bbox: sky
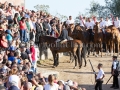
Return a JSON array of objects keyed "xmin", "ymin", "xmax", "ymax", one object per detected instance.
[{"xmin": 25, "ymin": 0, "xmax": 105, "ymax": 19}]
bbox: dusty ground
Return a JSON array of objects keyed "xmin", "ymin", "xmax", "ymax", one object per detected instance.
[{"xmin": 37, "ymin": 53, "xmax": 120, "ymax": 90}]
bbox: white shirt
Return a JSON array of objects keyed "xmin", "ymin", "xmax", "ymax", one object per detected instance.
[
  {"xmin": 66, "ymin": 19, "xmax": 74, "ymax": 25},
  {"xmin": 100, "ymin": 20, "xmax": 106, "ymax": 28},
  {"xmin": 105, "ymin": 20, "xmax": 112, "ymax": 27},
  {"xmin": 112, "ymin": 60, "xmax": 118, "ymax": 69},
  {"xmin": 114, "ymin": 20, "xmax": 120, "ymax": 28},
  {"xmin": 44, "ymin": 83, "xmax": 59, "ymax": 90},
  {"xmin": 96, "ymin": 69, "xmax": 105, "ymax": 80},
  {"xmin": 9, "ymin": 75, "xmax": 20, "ymax": 88},
  {"xmin": 85, "ymin": 21, "xmax": 94, "ymax": 29},
  {"xmin": 29, "ymin": 20, "xmax": 34, "ymax": 30},
  {"xmin": 80, "ymin": 19, "xmax": 86, "ymax": 27}
]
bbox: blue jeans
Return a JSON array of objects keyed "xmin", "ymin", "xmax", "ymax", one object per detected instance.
[
  {"xmin": 20, "ymin": 30, "xmax": 27, "ymax": 42},
  {"xmin": 32, "ymin": 61, "xmax": 36, "ymax": 73}
]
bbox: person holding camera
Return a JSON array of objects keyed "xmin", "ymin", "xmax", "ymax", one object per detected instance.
[
  {"xmin": 95, "ymin": 63, "xmax": 105, "ymax": 90},
  {"xmin": 110, "ymin": 56, "xmax": 119, "ymax": 89}
]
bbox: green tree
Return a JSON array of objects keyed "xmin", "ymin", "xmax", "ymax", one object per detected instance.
[
  {"xmin": 55, "ymin": 12, "xmax": 67, "ymax": 22},
  {"xmin": 34, "ymin": 4, "xmax": 50, "ymax": 13}
]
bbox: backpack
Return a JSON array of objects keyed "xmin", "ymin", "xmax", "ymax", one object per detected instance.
[{"xmin": 117, "ymin": 61, "xmax": 120, "ymax": 72}]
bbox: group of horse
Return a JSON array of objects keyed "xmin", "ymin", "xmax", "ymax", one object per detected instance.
[{"xmin": 39, "ymin": 22, "xmax": 120, "ymax": 69}]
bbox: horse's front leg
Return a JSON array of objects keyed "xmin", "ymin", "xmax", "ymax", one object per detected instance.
[{"xmin": 111, "ymin": 41, "xmax": 114, "ymax": 56}]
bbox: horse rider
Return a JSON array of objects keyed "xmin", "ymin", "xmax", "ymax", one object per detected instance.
[
  {"xmin": 114, "ymin": 17, "xmax": 120, "ymax": 31},
  {"xmin": 79, "ymin": 16, "xmax": 86, "ymax": 31},
  {"xmin": 85, "ymin": 18, "xmax": 94, "ymax": 42},
  {"xmin": 99, "ymin": 17, "xmax": 106, "ymax": 33},
  {"xmin": 56, "ymin": 25, "xmax": 70, "ymax": 44},
  {"xmin": 110, "ymin": 56, "xmax": 119, "ymax": 89},
  {"xmin": 66, "ymin": 16, "xmax": 74, "ymax": 25},
  {"xmin": 105, "ymin": 17, "xmax": 113, "ymax": 29}
]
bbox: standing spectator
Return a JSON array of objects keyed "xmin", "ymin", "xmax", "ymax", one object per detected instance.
[
  {"xmin": 13, "ymin": 13, "xmax": 19, "ymax": 25},
  {"xmin": 30, "ymin": 41, "xmax": 36, "ymax": 73},
  {"xmin": 19, "ymin": 17, "xmax": 27, "ymax": 42},
  {"xmin": 26, "ymin": 18, "xmax": 31, "ymax": 42},
  {"xmin": 5, "ymin": 25, "xmax": 13, "ymax": 47}
]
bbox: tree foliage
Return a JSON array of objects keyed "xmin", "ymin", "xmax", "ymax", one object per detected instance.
[
  {"xmin": 34, "ymin": 4, "xmax": 50, "ymax": 13},
  {"xmin": 87, "ymin": 0, "xmax": 120, "ymax": 18},
  {"xmin": 55, "ymin": 12, "xmax": 68, "ymax": 22}
]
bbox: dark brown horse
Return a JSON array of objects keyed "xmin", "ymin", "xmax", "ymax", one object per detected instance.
[
  {"xmin": 67, "ymin": 24, "xmax": 88, "ymax": 66},
  {"xmin": 39, "ymin": 36, "xmax": 83, "ymax": 69}
]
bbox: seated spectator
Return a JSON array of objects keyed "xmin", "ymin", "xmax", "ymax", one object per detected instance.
[
  {"xmin": 8, "ymin": 68, "xmax": 21, "ymax": 89},
  {"xmin": 8, "ymin": 51, "xmax": 15, "ymax": 62},
  {"xmin": 24, "ymin": 82, "xmax": 32, "ymax": 90},
  {"xmin": 44, "ymin": 74, "xmax": 59, "ymax": 90}
]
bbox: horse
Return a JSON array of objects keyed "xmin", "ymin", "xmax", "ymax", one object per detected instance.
[
  {"xmin": 93, "ymin": 22, "xmax": 103, "ymax": 57},
  {"xmin": 67, "ymin": 24, "xmax": 87, "ymax": 66},
  {"xmin": 111, "ymin": 26, "xmax": 120, "ymax": 56},
  {"xmin": 39, "ymin": 36, "xmax": 83, "ymax": 69}
]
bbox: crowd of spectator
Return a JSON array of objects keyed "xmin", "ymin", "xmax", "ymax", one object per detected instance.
[{"xmin": 0, "ymin": 1, "xmax": 86, "ymax": 90}]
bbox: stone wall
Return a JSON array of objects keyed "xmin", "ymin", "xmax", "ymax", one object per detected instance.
[{"xmin": 0, "ymin": 0, "xmax": 25, "ymax": 7}]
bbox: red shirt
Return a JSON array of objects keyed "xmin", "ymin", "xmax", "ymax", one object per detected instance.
[
  {"xmin": 30, "ymin": 46, "xmax": 35, "ymax": 61},
  {"xmin": 19, "ymin": 21, "xmax": 27, "ymax": 30}
]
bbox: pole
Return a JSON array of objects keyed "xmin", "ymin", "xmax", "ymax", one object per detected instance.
[{"xmin": 106, "ymin": 75, "xmax": 112, "ymax": 84}]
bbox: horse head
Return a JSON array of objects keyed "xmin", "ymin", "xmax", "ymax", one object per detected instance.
[
  {"xmin": 71, "ymin": 25, "xmax": 84, "ymax": 40},
  {"xmin": 94, "ymin": 22, "xmax": 101, "ymax": 33}
]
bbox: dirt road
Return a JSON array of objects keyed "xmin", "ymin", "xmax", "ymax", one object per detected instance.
[{"xmin": 37, "ymin": 54, "xmax": 120, "ymax": 90}]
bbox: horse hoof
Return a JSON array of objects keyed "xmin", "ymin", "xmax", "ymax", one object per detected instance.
[
  {"xmin": 73, "ymin": 66, "xmax": 76, "ymax": 69},
  {"xmin": 95, "ymin": 55, "xmax": 98, "ymax": 57},
  {"xmin": 87, "ymin": 55, "xmax": 89, "ymax": 57},
  {"xmin": 93, "ymin": 54, "xmax": 95, "ymax": 56},
  {"xmin": 84, "ymin": 65, "xmax": 86, "ymax": 67},
  {"xmin": 79, "ymin": 66, "xmax": 81, "ymax": 69},
  {"xmin": 52, "ymin": 66, "xmax": 56, "ymax": 68}
]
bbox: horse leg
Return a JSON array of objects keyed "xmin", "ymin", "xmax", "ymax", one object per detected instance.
[
  {"xmin": 100, "ymin": 43, "xmax": 103, "ymax": 57},
  {"xmin": 69, "ymin": 52, "xmax": 74, "ymax": 63},
  {"xmin": 117, "ymin": 43, "xmax": 119, "ymax": 57},
  {"xmin": 82, "ymin": 45, "xmax": 87, "ymax": 67},
  {"xmin": 73, "ymin": 52, "xmax": 77, "ymax": 69},
  {"xmin": 95, "ymin": 43, "xmax": 98, "ymax": 57},
  {"xmin": 76, "ymin": 46, "xmax": 82, "ymax": 69},
  {"xmin": 56, "ymin": 53, "xmax": 59, "ymax": 67},
  {"xmin": 52, "ymin": 52, "xmax": 57, "ymax": 68},
  {"xmin": 111, "ymin": 42, "xmax": 114, "ymax": 56}
]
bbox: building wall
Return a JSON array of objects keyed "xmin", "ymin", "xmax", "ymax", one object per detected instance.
[{"xmin": 0, "ymin": 0, "xmax": 25, "ymax": 7}]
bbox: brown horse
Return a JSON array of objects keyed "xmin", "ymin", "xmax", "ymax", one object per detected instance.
[
  {"xmin": 39, "ymin": 36, "xmax": 83, "ymax": 69},
  {"xmin": 93, "ymin": 22, "xmax": 103, "ymax": 57},
  {"xmin": 104, "ymin": 25, "xmax": 113, "ymax": 56},
  {"xmin": 111, "ymin": 26, "xmax": 120, "ymax": 56}
]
